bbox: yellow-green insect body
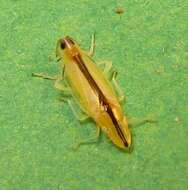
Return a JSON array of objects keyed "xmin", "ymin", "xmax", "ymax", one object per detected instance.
[{"xmin": 55, "ymin": 36, "xmax": 131, "ymax": 149}]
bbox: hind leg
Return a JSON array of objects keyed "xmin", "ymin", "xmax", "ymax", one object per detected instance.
[{"xmin": 73, "ymin": 125, "xmax": 101, "ymax": 150}]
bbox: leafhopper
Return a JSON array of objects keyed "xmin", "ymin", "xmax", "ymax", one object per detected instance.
[{"xmin": 33, "ymin": 35, "xmax": 132, "ymax": 150}]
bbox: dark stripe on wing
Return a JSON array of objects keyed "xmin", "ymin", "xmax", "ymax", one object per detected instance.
[{"xmin": 73, "ymin": 54, "xmax": 128, "ymax": 147}]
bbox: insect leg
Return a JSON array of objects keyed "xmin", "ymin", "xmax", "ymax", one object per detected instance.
[
  {"xmin": 128, "ymin": 115, "xmax": 157, "ymax": 128},
  {"xmin": 88, "ymin": 33, "xmax": 96, "ymax": 57},
  {"xmin": 32, "ymin": 72, "xmax": 57, "ymax": 80},
  {"xmin": 62, "ymin": 99, "xmax": 90, "ymax": 122},
  {"xmin": 54, "ymin": 78, "xmax": 71, "ymax": 95},
  {"xmin": 73, "ymin": 125, "xmax": 101, "ymax": 150},
  {"xmin": 111, "ymin": 71, "xmax": 125, "ymax": 104},
  {"xmin": 32, "ymin": 62, "xmax": 65, "ymax": 80},
  {"xmin": 97, "ymin": 61, "xmax": 113, "ymax": 76},
  {"xmin": 97, "ymin": 61, "xmax": 125, "ymax": 103},
  {"xmin": 32, "ymin": 70, "xmax": 70, "ymax": 95}
]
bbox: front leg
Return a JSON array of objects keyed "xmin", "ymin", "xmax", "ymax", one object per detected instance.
[
  {"xmin": 87, "ymin": 33, "xmax": 96, "ymax": 57},
  {"xmin": 32, "ymin": 70, "xmax": 71, "ymax": 96},
  {"xmin": 32, "ymin": 72, "xmax": 57, "ymax": 80}
]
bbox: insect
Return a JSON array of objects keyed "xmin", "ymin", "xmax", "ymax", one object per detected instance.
[{"xmin": 32, "ymin": 34, "xmax": 131, "ymax": 150}]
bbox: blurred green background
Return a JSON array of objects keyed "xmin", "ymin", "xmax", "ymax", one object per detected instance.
[{"xmin": 0, "ymin": 0, "xmax": 187, "ymax": 189}]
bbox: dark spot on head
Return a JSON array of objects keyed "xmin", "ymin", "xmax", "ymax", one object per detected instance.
[{"xmin": 60, "ymin": 41, "xmax": 66, "ymax": 49}]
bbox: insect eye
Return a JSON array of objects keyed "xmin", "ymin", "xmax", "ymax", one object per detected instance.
[{"xmin": 60, "ymin": 41, "xmax": 66, "ymax": 49}]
